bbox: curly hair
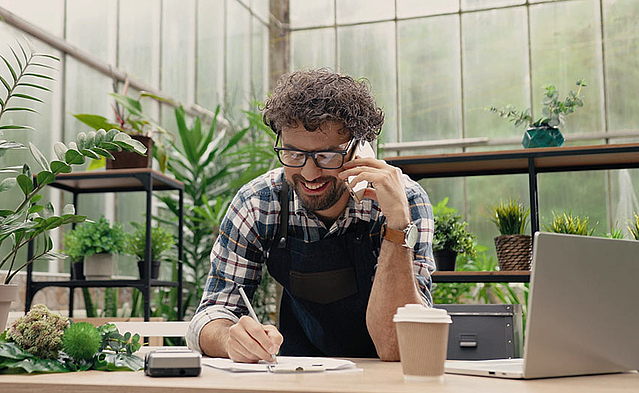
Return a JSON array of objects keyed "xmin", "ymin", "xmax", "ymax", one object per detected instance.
[{"xmin": 262, "ymin": 68, "xmax": 384, "ymax": 142}]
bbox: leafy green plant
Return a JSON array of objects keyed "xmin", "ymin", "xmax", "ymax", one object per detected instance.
[
  {"xmin": 125, "ymin": 222, "xmax": 175, "ymax": 261},
  {"xmin": 603, "ymin": 226, "xmax": 624, "ymax": 239},
  {"xmin": 0, "ymin": 43, "xmax": 145, "ymax": 284},
  {"xmin": 73, "ymin": 92, "xmax": 173, "ymax": 171},
  {"xmin": 489, "ymin": 199, "xmax": 530, "ymax": 235},
  {"xmin": 68, "ymin": 216, "xmax": 126, "ymax": 257},
  {"xmin": 152, "ymin": 105, "xmax": 278, "ymax": 322},
  {"xmin": 628, "ymin": 213, "xmax": 639, "ymax": 240},
  {"xmin": 433, "ymin": 199, "xmax": 476, "ymax": 257},
  {"xmin": 487, "ymin": 79, "xmax": 587, "ymax": 128},
  {"xmin": 543, "ymin": 211, "xmax": 596, "ymax": 236}
]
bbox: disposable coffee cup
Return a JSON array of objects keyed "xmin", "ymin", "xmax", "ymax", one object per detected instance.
[{"xmin": 393, "ymin": 304, "xmax": 452, "ymax": 381}]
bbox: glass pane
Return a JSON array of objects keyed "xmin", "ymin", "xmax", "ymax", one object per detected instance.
[
  {"xmin": 538, "ymin": 171, "xmax": 608, "ymax": 235},
  {"xmin": 1, "ymin": 0, "xmax": 65, "ymax": 36},
  {"xmin": 251, "ymin": 16, "xmax": 269, "ymax": 105},
  {"xmin": 602, "ymin": 0, "xmax": 639, "ymax": 134},
  {"xmin": 66, "ymin": 0, "xmax": 116, "ymax": 64},
  {"xmin": 290, "ymin": 0, "xmax": 334, "ymax": 29},
  {"xmin": 397, "ymin": 0, "xmax": 458, "ymax": 18},
  {"xmin": 338, "ymin": 22, "xmax": 397, "ymax": 144},
  {"xmin": 160, "ymin": 0, "xmax": 196, "ymax": 129},
  {"xmin": 226, "ymin": 0, "xmax": 251, "ymax": 123},
  {"xmin": 197, "ymin": 0, "xmax": 226, "ymax": 110},
  {"xmin": 462, "ymin": 7, "xmax": 530, "ymax": 141},
  {"xmin": 530, "ymin": 0, "xmax": 604, "ymax": 136},
  {"xmin": 609, "ymin": 169, "xmax": 639, "ymax": 239},
  {"xmin": 398, "ymin": 15, "xmax": 462, "ymax": 146},
  {"xmin": 118, "ymin": 0, "xmax": 160, "ymax": 87},
  {"xmin": 336, "ymin": 0, "xmax": 394, "ymax": 24},
  {"xmin": 252, "ymin": 0, "xmax": 270, "ymax": 22},
  {"xmin": 291, "ymin": 28, "xmax": 336, "ymax": 70},
  {"xmin": 461, "ymin": 0, "xmax": 525, "ymax": 12}
]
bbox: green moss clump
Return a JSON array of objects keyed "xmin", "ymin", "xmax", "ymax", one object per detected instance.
[
  {"xmin": 7, "ymin": 304, "xmax": 69, "ymax": 359},
  {"xmin": 62, "ymin": 322, "xmax": 102, "ymax": 361}
]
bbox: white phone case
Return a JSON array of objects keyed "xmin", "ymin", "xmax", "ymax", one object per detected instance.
[{"xmin": 346, "ymin": 140, "xmax": 375, "ymax": 204}]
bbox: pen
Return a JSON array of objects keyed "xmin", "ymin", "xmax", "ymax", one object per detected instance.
[{"xmin": 238, "ymin": 286, "xmax": 277, "ymax": 363}]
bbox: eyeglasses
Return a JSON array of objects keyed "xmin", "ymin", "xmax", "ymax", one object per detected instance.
[{"xmin": 273, "ymin": 133, "xmax": 357, "ymax": 170}]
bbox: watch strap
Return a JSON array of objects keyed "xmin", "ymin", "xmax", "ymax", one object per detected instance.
[{"xmin": 382, "ymin": 224, "xmax": 408, "ymax": 246}]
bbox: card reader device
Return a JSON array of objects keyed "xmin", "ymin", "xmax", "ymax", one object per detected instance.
[{"xmin": 144, "ymin": 348, "xmax": 202, "ymax": 377}]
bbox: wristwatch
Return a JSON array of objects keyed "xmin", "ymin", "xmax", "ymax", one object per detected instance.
[{"xmin": 382, "ymin": 222, "xmax": 418, "ymax": 249}]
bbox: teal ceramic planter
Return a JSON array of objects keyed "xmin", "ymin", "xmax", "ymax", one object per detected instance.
[{"xmin": 522, "ymin": 127, "xmax": 564, "ymax": 148}]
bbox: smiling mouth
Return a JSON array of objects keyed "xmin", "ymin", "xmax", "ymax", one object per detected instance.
[{"xmin": 300, "ymin": 180, "xmax": 329, "ymax": 192}]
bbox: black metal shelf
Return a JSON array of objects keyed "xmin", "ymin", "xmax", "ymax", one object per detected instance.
[
  {"xmin": 432, "ymin": 271, "xmax": 530, "ymax": 283},
  {"xmin": 385, "ymin": 143, "xmax": 639, "ymax": 284},
  {"xmin": 25, "ymin": 168, "xmax": 185, "ymax": 321}
]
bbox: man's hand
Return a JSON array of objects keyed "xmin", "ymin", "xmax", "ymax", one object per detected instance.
[
  {"xmin": 227, "ymin": 316, "xmax": 283, "ymax": 363},
  {"xmin": 340, "ymin": 157, "xmax": 411, "ymax": 228}
]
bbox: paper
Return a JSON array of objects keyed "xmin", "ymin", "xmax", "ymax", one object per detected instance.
[{"xmin": 202, "ymin": 356, "xmax": 357, "ymax": 373}]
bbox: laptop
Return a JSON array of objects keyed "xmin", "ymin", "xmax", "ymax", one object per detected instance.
[{"xmin": 444, "ymin": 232, "xmax": 639, "ymax": 379}]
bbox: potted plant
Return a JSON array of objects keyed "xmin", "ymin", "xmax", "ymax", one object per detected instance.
[
  {"xmin": 73, "ymin": 90, "xmax": 172, "ymax": 171},
  {"xmin": 125, "ymin": 223, "xmax": 175, "ymax": 279},
  {"xmin": 432, "ymin": 199, "xmax": 476, "ymax": 271},
  {"xmin": 487, "ymin": 78, "xmax": 587, "ymax": 148},
  {"xmin": 543, "ymin": 211, "xmax": 596, "ymax": 236},
  {"xmin": 489, "ymin": 199, "xmax": 532, "ymax": 271},
  {"xmin": 0, "ymin": 41, "xmax": 145, "ymax": 330},
  {"xmin": 628, "ymin": 213, "xmax": 639, "ymax": 240},
  {"xmin": 62, "ymin": 227, "xmax": 86, "ymax": 280},
  {"xmin": 72, "ymin": 217, "xmax": 126, "ymax": 280}
]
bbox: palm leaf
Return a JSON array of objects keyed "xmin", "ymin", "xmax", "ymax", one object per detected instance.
[
  {"xmin": 16, "ymin": 82, "xmax": 52, "ymax": 92},
  {"xmin": 12, "ymin": 93, "xmax": 44, "ymax": 103},
  {"xmin": 0, "ymin": 55, "xmax": 17, "ymax": 82},
  {"xmin": 23, "ymin": 72, "xmax": 54, "ymax": 81},
  {"xmin": 4, "ymin": 107, "xmax": 38, "ymax": 114},
  {"xmin": 0, "ymin": 74, "xmax": 11, "ymax": 92},
  {"xmin": 33, "ymin": 53, "xmax": 61, "ymax": 61},
  {"xmin": 9, "ymin": 47, "xmax": 23, "ymax": 71}
]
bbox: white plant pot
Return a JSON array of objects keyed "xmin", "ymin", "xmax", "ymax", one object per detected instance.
[
  {"xmin": 84, "ymin": 253, "xmax": 116, "ymax": 280},
  {"xmin": 0, "ymin": 284, "xmax": 19, "ymax": 332}
]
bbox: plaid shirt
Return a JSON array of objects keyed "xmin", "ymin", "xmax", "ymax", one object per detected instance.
[{"xmin": 186, "ymin": 167, "xmax": 435, "ymax": 352}]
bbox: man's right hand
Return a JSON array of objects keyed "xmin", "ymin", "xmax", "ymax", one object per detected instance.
[{"xmin": 227, "ymin": 316, "xmax": 283, "ymax": 363}]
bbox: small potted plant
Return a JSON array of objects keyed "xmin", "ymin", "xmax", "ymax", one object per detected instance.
[
  {"xmin": 489, "ymin": 199, "xmax": 532, "ymax": 271},
  {"xmin": 73, "ymin": 217, "xmax": 126, "ymax": 280},
  {"xmin": 487, "ymin": 78, "xmax": 587, "ymax": 148},
  {"xmin": 543, "ymin": 211, "xmax": 596, "ymax": 236},
  {"xmin": 125, "ymin": 223, "xmax": 175, "ymax": 279},
  {"xmin": 62, "ymin": 228, "xmax": 86, "ymax": 280},
  {"xmin": 433, "ymin": 199, "xmax": 476, "ymax": 271}
]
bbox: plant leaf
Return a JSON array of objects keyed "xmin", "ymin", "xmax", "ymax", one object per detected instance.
[
  {"xmin": 65, "ymin": 149, "xmax": 85, "ymax": 165},
  {"xmin": 73, "ymin": 114, "xmax": 119, "ymax": 131},
  {"xmin": 0, "ymin": 125, "xmax": 36, "ymax": 131},
  {"xmin": 50, "ymin": 160, "xmax": 72, "ymax": 174},
  {"xmin": 23, "ymin": 72, "xmax": 55, "ymax": 81},
  {"xmin": 16, "ymin": 174, "xmax": 33, "ymax": 195},
  {"xmin": 16, "ymin": 82, "xmax": 52, "ymax": 92},
  {"xmin": 0, "ymin": 177, "xmax": 17, "ymax": 193},
  {"xmin": 10, "ymin": 46, "xmax": 23, "ymax": 71},
  {"xmin": 29, "ymin": 142, "xmax": 51, "ymax": 172},
  {"xmin": 0, "ymin": 74, "xmax": 11, "ymax": 92},
  {"xmin": 53, "ymin": 142, "xmax": 68, "ymax": 161},
  {"xmin": 12, "ymin": 93, "xmax": 44, "ymax": 103},
  {"xmin": 36, "ymin": 170, "xmax": 56, "ymax": 187},
  {"xmin": 91, "ymin": 147, "xmax": 115, "ymax": 160},
  {"xmin": 4, "ymin": 107, "xmax": 39, "ymax": 114},
  {"xmin": 0, "ymin": 55, "xmax": 17, "ymax": 82}
]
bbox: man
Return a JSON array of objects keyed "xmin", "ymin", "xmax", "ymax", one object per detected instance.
[{"xmin": 186, "ymin": 69, "xmax": 435, "ymax": 362}]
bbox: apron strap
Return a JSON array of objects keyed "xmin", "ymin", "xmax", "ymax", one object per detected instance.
[{"xmin": 277, "ymin": 180, "xmax": 289, "ymax": 249}]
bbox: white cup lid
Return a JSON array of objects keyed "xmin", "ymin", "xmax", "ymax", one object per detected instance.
[{"xmin": 393, "ymin": 304, "xmax": 452, "ymax": 324}]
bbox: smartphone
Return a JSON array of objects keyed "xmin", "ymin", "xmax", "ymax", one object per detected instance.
[{"xmin": 345, "ymin": 140, "xmax": 376, "ymax": 204}]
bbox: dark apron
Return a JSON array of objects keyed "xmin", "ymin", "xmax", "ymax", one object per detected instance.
[{"xmin": 265, "ymin": 181, "xmax": 380, "ymax": 358}]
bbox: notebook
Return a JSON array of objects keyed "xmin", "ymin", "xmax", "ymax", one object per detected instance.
[{"xmin": 444, "ymin": 232, "xmax": 639, "ymax": 379}]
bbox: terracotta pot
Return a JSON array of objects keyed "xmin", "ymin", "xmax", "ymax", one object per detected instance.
[
  {"xmin": 106, "ymin": 135, "xmax": 153, "ymax": 169},
  {"xmin": 0, "ymin": 284, "xmax": 19, "ymax": 332},
  {"xmin": 434, "ymin": 249, "xmax": 458, "ymax": 271}
]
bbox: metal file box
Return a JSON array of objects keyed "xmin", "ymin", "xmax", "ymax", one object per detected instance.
[{"xmin": 435, "ymin": 304, "xmax": 523, "ymax": 360}]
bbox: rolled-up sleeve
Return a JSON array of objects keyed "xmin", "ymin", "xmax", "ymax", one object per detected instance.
[{"xmin": 186, "ymin": 189, "xmax": 266, "ymax": 353}]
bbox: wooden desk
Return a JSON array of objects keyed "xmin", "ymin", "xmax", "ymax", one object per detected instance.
[{"xmin": 1, "ymin": 358, "xmax": 637, "ymax": 393}]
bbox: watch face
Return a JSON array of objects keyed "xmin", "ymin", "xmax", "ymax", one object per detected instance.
[{"xmin": 406, "ymin": 224, "xmax": 418, "ymax": 248}]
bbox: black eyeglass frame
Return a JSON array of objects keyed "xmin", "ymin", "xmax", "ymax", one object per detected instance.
[{"xmin": 273, "ymin": 133, "xmax": 358, "ymax": 170}]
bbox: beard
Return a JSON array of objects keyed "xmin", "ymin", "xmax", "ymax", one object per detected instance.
[{"xmin": 288, "ymin": 174, "xmax": 347, "ymax": 212}]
